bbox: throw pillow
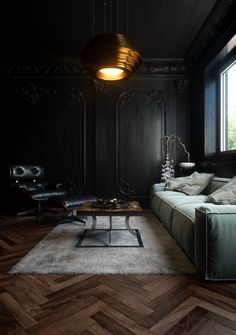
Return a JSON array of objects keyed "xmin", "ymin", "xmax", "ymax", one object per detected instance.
[
  {"xmin": 206, "ymin": 176, "xmax": 236, "ymax": 204},
  {"xmin": 168, "ymin": 172, "xmax": 214, "ymax": 196},
  {"xmin": 166, "ymin": 174, "xmax": 193, "ymax": 191}
]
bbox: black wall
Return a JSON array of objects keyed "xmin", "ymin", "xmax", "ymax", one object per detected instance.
[
  {"xmin": 187, "ymin": 0, "xmax": 236, "ymax": 177},
  {"xmin": 0, "ymin": 60, "xmax": 189, "ymax": 205},
  {"xmin": 4, "ymin": 1, "xmax": 233, "ymax": 205}
]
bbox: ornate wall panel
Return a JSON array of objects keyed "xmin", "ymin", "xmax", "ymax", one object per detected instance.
[
  {"xmin": 116, "ymin": 88, "xmax": 165, "ymax": 199},
  {"xmin": 0, "ymin": 59, "xmax": 189, "ymax": 204},
  {"xmin": 0, "ymin": 77, "xmax": 95, "ymax": 193}
]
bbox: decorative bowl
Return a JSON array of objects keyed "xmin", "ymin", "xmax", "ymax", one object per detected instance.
[
  {"xmin": 92, "ymin": 198, "xmax": 128, "ymax": 209},
  {"xmin": 179, "ymin": 162, "xmax": 196, "ymax": 169}
]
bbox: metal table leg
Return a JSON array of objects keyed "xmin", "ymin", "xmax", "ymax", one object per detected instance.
[
  {"xmin": 76, "ymin": 214, "xmax": 143, "ymax": 248},
  {"xmin": 109, "ymin": 216, "xmax": 112, "ymax": 246},
  {"xmin": 91, "ymin": 216, "xmax": 97, "ymax": 230},
  {"xmin": 125, "ymin": 216, "xmax": 138, "ymax": 236}
]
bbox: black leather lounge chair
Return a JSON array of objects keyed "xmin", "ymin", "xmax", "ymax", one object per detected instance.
[{"xmin": 9, "ymin": 164, "xmax": 97, "ymax": 223}]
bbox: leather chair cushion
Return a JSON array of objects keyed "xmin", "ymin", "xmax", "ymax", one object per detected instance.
[
  {"xmin": 29, "ymin": 189, "xmax": 67, "ymax": 200},
  {"xmin": 60, "ymin": 195, "xmax": 98, "ymax": 209}
]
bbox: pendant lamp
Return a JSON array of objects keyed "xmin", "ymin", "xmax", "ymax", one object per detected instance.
[
  {"xmin": 80, "ymin": 33, "xmax": 141, "ymax": 81},
  {"xmin": 80, "ymin": 0, "xmax": 141, "ymax": 81}
]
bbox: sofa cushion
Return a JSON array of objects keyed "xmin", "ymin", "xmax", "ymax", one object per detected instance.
[
  {"xmin": 153, "ymin": 192, "xmax": 206, "ymax": 233},
  {"xmin": 151, "ymin": 190, "xmax": 185, "ymax": 216},
  {"xmin": 195, "ymin": 205, "xmax": 236, "ymax": 280},
  {"xmin": 202, "ymin": 177, "xmax": 231, "ymax": 195},
  {"xmin": 172, "ymin": 203, "xmax": 203, "ymax": 262},
  {"xmin": 206, "ymin": 176, "xmax": 236, "ymax": 204},
  {"xmin": 166, "ymin": 175, "xmax": 193, "ymax": 191},
  {"xmin": 172, "ymin": 172, "xmax": 214, "ymax": 195}
]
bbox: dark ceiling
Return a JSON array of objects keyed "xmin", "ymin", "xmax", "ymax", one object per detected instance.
[{"xmin": 1, "ymin": 0, "xmax": 218, "ymax": 60}]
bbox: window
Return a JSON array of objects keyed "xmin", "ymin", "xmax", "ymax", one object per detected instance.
[
  {"xmin": 220, "ymin": 60, "xmax": 236, "ymax": 152},
  {"xmin": 204, "ymin": 34, "xmax": 236, "ymax": 158}
]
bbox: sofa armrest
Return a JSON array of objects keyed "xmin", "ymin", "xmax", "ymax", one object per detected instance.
[
  {"xmin": 195, "ymin": 205, "xmax": 236, "ymax": 281},
  {"xmin": 151, "ymin": 183, "xmax": 165, "ymax": 196}
]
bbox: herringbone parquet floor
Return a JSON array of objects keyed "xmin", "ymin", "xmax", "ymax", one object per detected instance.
[{"xmin": 0, "ymin": 215, "xmax": 236, "ymax": 334}]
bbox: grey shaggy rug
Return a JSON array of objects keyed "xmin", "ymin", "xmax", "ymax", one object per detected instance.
[{"xmin": 9, "ymin": 215, "xmax": 196, "ymax": 275}]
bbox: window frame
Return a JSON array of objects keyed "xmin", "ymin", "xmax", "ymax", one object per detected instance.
[{"xmin": 217, "ymin": 52, "xmax": 236, "ymax": 156}]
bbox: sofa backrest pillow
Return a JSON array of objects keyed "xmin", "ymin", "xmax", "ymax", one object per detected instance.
[
  {"xmin": 206, "ymin": 176, "xmax": 236, "ymax": 204},
  {"xmin": 167, "ymin": 172, "xmax": 214, "ymax": 196},
  {"xmin": 201, "ymin": 177, "xmax": 231, "ymax": 195}
]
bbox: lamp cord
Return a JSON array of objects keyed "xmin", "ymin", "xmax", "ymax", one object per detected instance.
[
  {"xmin": 92, "ymin": 0, "xmax": 95, "ymax": 37},
  {"xmin": 104, "ymin": 0, "xmax": 107, "ymax": 33},
  {"xmin": 110, "ymin": 0, "xmax": 112, "ymax": 33},
  {"xmin": 127, "ymin": 0, "xmax": 129, "ymax": 37},
  {"xmin": 117, "ymin": 0, "xmax": 119, "ymax": 32}
]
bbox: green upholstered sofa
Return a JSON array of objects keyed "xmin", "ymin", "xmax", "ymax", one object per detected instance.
[{"xmin": 151, "ymin": 177, "xmax": 236, "ymax": 281}]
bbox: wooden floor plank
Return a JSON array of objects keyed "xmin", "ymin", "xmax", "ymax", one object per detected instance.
[
  {"xmin": 88, "ymin": 322, "xmax": 114, "ymax": 335},
  {"xmin": 150, "ymin": 296, "xmax": 201, "ymax": 334},
  {"xmin": 0, "ymin": 292, "xmax": 37, "ymax": 329},
  {"xmin": 0, "ymin": 216, "xmax": 236, "ymax": 334},
  {"xmin": 92, "ymin": 311, "xmax": 135, "ymax": 335},
  {"xmin": 99, "ymin": 295, "xmax": 156, "ymax": 328},
  {"xmin": 165, "ymin": 306, "xmax": 236, "ymax": 335}
]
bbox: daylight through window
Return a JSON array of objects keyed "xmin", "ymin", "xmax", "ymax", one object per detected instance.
[{"xmin": 220, "ymin": 60, "xmax": 236, "ymax": 152}]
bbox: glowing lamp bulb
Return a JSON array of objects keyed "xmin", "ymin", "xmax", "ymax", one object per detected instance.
[{"xmin": 98, "ymin": 68, "xmax": 125, "ymax": 81}]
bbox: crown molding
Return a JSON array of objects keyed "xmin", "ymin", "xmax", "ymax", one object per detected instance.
[
  {"xmin": 136, "ymin": 58, "xmax": 187, "ymax": 76},
  {"xmin": 0, "ymin": 62, "xmax": 86, "ymax": 78},
  {"xmin": 185, "ymin": 0, "xmax": 236, "ymax": 64},
  {"xmin": 0, "ymin": 58, "xmax": 188, "ymax": 79}
]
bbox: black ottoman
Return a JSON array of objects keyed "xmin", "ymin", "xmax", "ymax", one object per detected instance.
[{"xmin": 57, "ymin": 194, "xmax": 98, "ymax": 224}]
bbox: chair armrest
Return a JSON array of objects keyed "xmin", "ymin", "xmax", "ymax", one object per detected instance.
[{"xmin": 195, "ymin": 205, "xmax": 236, "ymax": 281}]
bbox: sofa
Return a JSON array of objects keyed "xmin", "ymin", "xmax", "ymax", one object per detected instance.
[{"xmin": 151, "ymin": 176, "xmax": 236, "ymax": 281}]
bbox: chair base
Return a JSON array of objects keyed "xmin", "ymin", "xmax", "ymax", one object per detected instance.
[
  {"xmin": 57, "ymin": 215, "xmax": 86, "ymax": 225},
  {"xmin": 17, "ymin": 205, "xmax": 62, "ymax": 217}
]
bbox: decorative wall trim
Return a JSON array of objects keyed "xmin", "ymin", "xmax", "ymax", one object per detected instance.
[
  {"xmin": 136, "ymin": 59, "xmax": 187, "ymax": 76},
  {"xmin": 0, "ymin": 59, "xmax": 188, "ymax": 79},
  {"xmin": 14, "ymin": 84, "xmax": 53, "ymax": 106},
  {"xmin": 6, "ymin": 83, "xmax": 84, "ymax": 107},
  {"xmin": 118, "ymin": 90, "xmax": 136, "ymax": 109},
  {"xmin": 146, "ymin": 89, "xmax": 165, "ymax": 106},
  {"xmin": 175, "ymin": 79, "xmax": 189, "ymax": 95},
  {"xmin": 67, "ymin": 89, "xmax": 84, "ymax": 108},
  {"xmin": 185, "ymin": 0, "xmax": 236, "ymax": 63},
  {"xmin": 0, "ymin": 62, "xmax": 86, "ymax": 78},
  {"xmin": 93, "ymin": 79, "xmax": 109, "ymax": 93},
  {"xmin": 117, "ymin": 178, "xmax": 136, "ymax": 197}
]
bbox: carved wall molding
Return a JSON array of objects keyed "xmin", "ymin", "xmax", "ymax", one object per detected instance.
[
  {"xmin": 6, "ymin": 83, "xmax": 85, "ymax": 107},
  {"xmin": 117, "ymin": 178, "xmax": 136, "ymax": 197},
  {"xmin": 118, "ymin": 88, "xmax": 165, "ymax": 110},
  {"xmin": 12, "ymin": 83, "xmax": 54, "ymax": 106},
  {"xmin": 118, "ymin": 90, "xmax": 136, "ymax": 109},
  {"xmin": 93, "ymin": 79, "xmax": 109, "ymax": 93},
  {"xmin": 136, "ymin": 59, "xmax": 187, "ymax": 76},
  {"xmin": 0, "ymin": 62, "xmax": 86, "ymax": 78},
  {"xmin": 67, "ymin": 88, "xmax": 84, "ymax": 108},
  {"xmin": 175, "ymin": 79, "xmax": 189, "ymax": 95},
  {"xmin": 0, "ymin": 59, "xmax": 188, "ymax": 79},
  {"xmin": 185, "ymin": 0, "xmax": 236, "ymax": 63},
  {"xmin": 146, "ymin": 89, "xmax": 165, "ymax": 107}
]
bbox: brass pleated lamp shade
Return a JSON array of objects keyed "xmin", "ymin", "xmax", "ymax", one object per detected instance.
[{"xmin": 80, "ymin": 33, "xmax": 141, "ymax": 81}]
